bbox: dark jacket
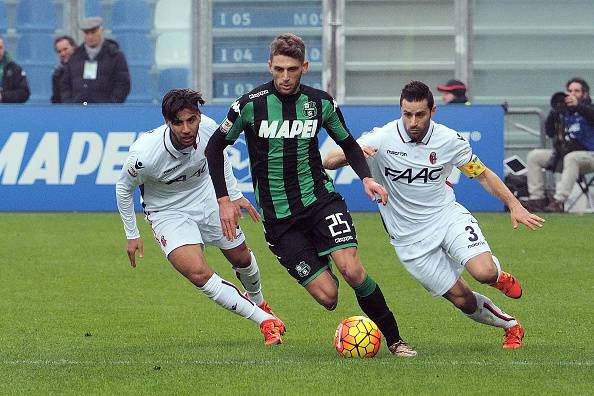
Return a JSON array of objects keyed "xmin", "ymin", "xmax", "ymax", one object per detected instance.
[
  {"xmin": 0, "ymin": 57, "xmax": 30, "ymax": 103},
  {"xmin": 51, "ymin": 63, "xmax": 66, "ymax": 103},
  {"xmin": 60, "ymin": 38, "xmax": 130, "ymax": 103}
]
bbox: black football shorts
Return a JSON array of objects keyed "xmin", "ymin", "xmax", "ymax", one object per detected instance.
[{"xmin": 263, "ymin": 193, "xmax": 358, "ymax": 285}]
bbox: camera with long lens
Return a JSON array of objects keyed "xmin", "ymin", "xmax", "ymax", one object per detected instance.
[{"xmin": 550, "ymin": 91, "xmax": 568, "ymax": 113}]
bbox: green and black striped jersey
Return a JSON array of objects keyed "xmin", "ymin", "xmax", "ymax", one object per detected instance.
[{"xmin": 215, "ymin": 81, "xmax": 352, "ymax": 221}]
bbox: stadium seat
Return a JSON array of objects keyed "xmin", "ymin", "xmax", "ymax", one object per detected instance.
[
  {"xmin": 15, "ymin": 31, "xmax": 56, "ymax": 64},
  {"xmin": 112, "ymin": 30, "xmax": 155, "ymax": 65},
  {"xmin": 0, "ymin": 2, "xmax": 6, "ymax": 30},
  {"xmin": 16, "ymin": 0, "xmax": 57, "ymax": 30},
  {"xmin": 22, "ymin": 63, "xmax": 53, "ymax": 103},
  {"xmin": 127, "ymin": 65, "xmax": 156, "ymax": 103},
  {"xmin": 112, "ymin": 0, "xmax": 156, "ymax": 30},
  {"xmin": 158, "ymin": 67, "xmax": 189, "ymax": 98}
]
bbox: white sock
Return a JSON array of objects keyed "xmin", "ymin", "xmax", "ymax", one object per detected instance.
[
  {"xmin": 199, "ymin": 273, "xmax": 272, "ymax": 324},
  {"xmin": 492, "ymin": 255, "xmax": 502, "ymax": 280},
  {"xmin": 466, "ymin": 292, "xmax": 517, "ymax": 329},
  {"xmin": 233, "ymin": 250, "xmax": 264, "ymax": 305}
]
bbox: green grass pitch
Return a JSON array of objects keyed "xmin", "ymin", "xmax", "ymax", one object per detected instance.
[{"xmin": 1, "ymin": 212, "xmax": 592, "ymax": 395}]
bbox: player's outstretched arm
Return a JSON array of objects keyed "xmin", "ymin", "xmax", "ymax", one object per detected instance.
[
  {"xmin": 475, "ymin": 168, "xmax": 545, "ymax": 230},
  {"xmin": 323, "ymin": 148, "xmax": 348, "ymax": 170},
  {"xmin": 323, "ymin": 145, "xmax": 377, "ymax": 170},
  {"xmin": 126, "ymin": 238, "xmax": 144, "ymax": 268}
]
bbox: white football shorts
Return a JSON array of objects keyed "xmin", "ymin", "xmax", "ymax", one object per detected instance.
[
  {"xmin": 146, "ymin": 209, "xmax": 245, "ymax": 257},
  {"xmin": 393, "ymin": 203, "xmax": 491, "ymax": 297}
]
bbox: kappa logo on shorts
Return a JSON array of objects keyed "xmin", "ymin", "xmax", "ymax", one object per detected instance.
[
  {"xmin": 295, "ymin": 261, "xmax": 311, "ymax": 277},
  {"xmin": 160, "ymin": 235, "xmax": 167, "ymax": 247}
]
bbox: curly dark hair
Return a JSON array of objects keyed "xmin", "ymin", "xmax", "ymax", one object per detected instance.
[
  {"xmin": 161, "ymin": 88, "xmax": 206, "ymax": 121},
  {"xmin": 400, "ymin": 80, "xmax": 435, "ymax": 110}
]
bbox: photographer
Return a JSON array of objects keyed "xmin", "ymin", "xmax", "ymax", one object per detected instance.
[{"xmin": 522, "ymin": 78, "xmax": 594, "ymax": 212}]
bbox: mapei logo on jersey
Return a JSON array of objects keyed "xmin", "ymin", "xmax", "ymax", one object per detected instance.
[
  {"xmin": 302, "ymin": 101, "xmax": 317, "ymax": 118},
  {"xmin": 429, "ymin": 151, "xmax": 437, "ymax": 164},
  {"xmin": 257, "ymin": 120, "xmax": 318, "ymax": 139},
  {"xmin": 384, "ymin": 166, "xmax": 444, "ymax": 183}
]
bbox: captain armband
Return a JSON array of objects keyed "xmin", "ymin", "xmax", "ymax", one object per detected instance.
[{"xmin": 459, "ymin": 154, "xmax": 486, "ymax": 178}]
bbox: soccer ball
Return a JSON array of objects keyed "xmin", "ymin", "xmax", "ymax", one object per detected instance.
[{"xmin": 334, "ymin": 316, "xmax": 382, "ymax": 358}]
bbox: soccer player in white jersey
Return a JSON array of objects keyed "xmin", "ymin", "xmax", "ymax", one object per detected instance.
[
  {"xmin": 116, "ymin": 88, "xmax": 285, "ymax": 345},
  {"xmin": 323, "ymin": 81, "xmax": 545, "ymax": 349}
]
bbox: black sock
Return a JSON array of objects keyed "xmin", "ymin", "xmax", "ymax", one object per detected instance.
[{"xmin": 356, "ymin": 284, "xmax": 401, "ymax": 346}]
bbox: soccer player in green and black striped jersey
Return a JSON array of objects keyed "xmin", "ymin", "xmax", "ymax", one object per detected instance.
[{"xmin": 206, "ymin": 33, "xmax": 416, "ymax": 356}]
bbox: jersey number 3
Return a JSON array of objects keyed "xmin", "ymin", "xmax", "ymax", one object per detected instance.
[
  {"xmin": 326, "ymin": 213, "xmax": 351, "ymax": 237},
  {"xmin": 465, "ymin": 225, "xmax": 479, "ymax": 242}
]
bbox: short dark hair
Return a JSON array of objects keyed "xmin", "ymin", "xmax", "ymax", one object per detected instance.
[
  {"xmin": 566, "ymin": 77, "xmax": 590, "ymax": 101},
  {"xmin": 54, "ymin": 35, "xmax": 76, "ymax": 49},
  {"xmin": 161, "ymin": 88, "xmax": 206, "ymax": 121},
  {"xmin": 269, "ymin": 33, "xmax": 305, "ymax": 62},
  {"xmin": 400, "ymin": 80, "xmax": 435, "ymax": 110}
]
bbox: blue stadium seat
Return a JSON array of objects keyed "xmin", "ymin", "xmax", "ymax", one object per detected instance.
[
  {"xmin": 127, "ymin": 65, "xmax": 155, "ymax": 103},
  {"xmin": 83, "ymin": 0, "xmax": 102, "ymax": 20},
  {"xmin": 158, "ymin": 67, "xmax": 189, "ymax": 98},
  {"xmin": 0, "ymin": 2, "xmax": 6, "ymax": 30},
  {"xmin": 16, "ymin": 0, "xmax": 57, "ymax": 30},
  {"xmin": 112, "ymin": 0, "xmax": 155, "ymax": 30},
  {"xmin": 23, "ymin": 64, "xmax": 53, "ymax": 103},
  {"xmin": 113, "ymin": 31, "xmax": 154, "ymax": 65},
  {"xmin": 16, "ymin": 32, "xmax": 56, "ymax": 64},
  {"xmin": 84, "ymin": 0, "xmax": 156, "ymax": 30}
]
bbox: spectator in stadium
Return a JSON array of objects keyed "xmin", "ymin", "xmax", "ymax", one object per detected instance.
[
  {"xmin": 521, "ymin": 77, "xmax": 594, "ymax": 212},
  {"xmin": 61, "ymin": 16, "xmax": 130, "ymax": 103},
  {"xmin": 206, "ymin": 33, "xmax": 417, "ymax": 357},
  {"xmin": 437, "ymin": 79, "xmax": 469, "ymax": 105},
  {"xmin": 0, "ymin": 35, "xmax": 30, "ymax": 103},
  {"xmin": 323, "ymin": 80, "xmax": 545, "ymax": 349},
  {"xmin": 51, "ymin": 35, "xmax": 76, "ymax": 103},
  {"xmin": 115, "ymin": 88, "xmax": 285, "ymax": 345}
]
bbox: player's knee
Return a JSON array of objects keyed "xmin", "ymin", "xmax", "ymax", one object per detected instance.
[
  {"xmin": 226, "ymin": 244, "xmax": 251, "ymax": 268},
  {"xmin": 338, "ymin": 264, "xmax": 365, "ymax": 287},
  {"xmin": 186, "ymin": 270, "xmax": 212, "ymax": 288},
  {"xmin": 476, "ymin": 262, "xmax": 499, "ymax": 284},
  {"xmin": 309, "ymin": 282, "xmax": 338, "ymax": 310},
  {"xmin": 319, "ymin": 291, "xmax": 338, "ymax": 310}
]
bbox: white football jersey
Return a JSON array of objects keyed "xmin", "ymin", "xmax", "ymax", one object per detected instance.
[
  {"xmin": 358, "ymin": 118, "xmax": 473, "ymax": 246},
  {"xmin": 115, "ymin": 115, "xmax": 243, "ymax": 239}
]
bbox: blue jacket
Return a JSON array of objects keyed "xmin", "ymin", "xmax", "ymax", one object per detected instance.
[{"xmin": 566, "ymin": 102, "xmax": 594, "ymax": 151}]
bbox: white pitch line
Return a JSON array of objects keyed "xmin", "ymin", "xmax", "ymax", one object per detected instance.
[{"xmin": 1, "ymin": 360, "xmax": 592, "ymax": 367}]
